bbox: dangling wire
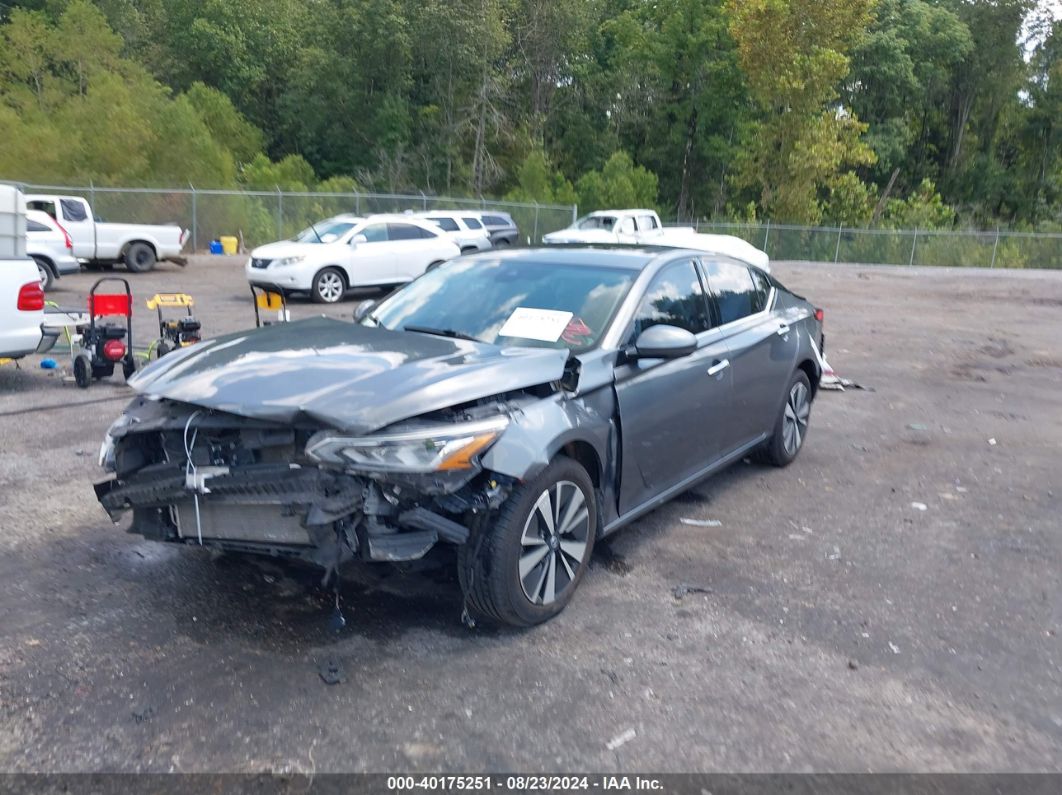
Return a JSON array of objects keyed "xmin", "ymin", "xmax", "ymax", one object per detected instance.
[{"xmin": 182, "ymin": 409, "xmax": 204, "ymax": 545}]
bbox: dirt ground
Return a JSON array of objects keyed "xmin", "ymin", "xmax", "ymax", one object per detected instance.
[{"xmin": 0, "ymin": 256, "xmax": 1059, "ymax": 773}]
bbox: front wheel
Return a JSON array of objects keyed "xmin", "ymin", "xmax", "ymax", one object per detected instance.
[
  {"xmin": 758, "ymin": 370, "xmax": 813, "ymax": 467},
  {"xmin": 311, "ymin": 267, "xmax": 346, "ymax": 303},
  {"xmin": 73, "ymin": 354, "xmax": 92, "ymax": 389},
  {"xmin": 459, "ymin": 456, "xmax": 596, "ymax": 627}
]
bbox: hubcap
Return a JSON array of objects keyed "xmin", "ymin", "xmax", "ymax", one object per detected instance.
[
  {"xmin": 519, "ymin": 480, "xmax": 590, "ymax": 606},
  {"xmin": 782, "ymin": 381, "xmax": 810, "ymax": 455},
  {"xmin": 37, "ymin": 264, "xmax": 48, "ymax": 289},
  {"xmin": 317, "ymin": 272, "xmax": 343, "ymax": 302}
]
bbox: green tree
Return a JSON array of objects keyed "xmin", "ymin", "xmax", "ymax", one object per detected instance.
[
  {"xmin": 575, "ymin": 151, "xmax": 658, "ymax": 212},
  {"xmin": 726, "ymin": 0, "xmax": 878, "ymax": 223}
]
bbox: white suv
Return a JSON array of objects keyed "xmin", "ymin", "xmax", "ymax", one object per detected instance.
[
  {"xmin": 246, "ymin": 214, "xmax": 461, "ymax": 303},
  {"xmin": 26, "ymin": 210, "xmax": 79, "ymax": 290},
  {"xmin": 416, "ymin": 212, "xmax": 493, "ymax": 253}
]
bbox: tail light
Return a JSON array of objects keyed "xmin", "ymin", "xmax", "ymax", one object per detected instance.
[
  {"xmin": 17, "ymin": 282, "xmax": 44, "ymax": 311},
  {"xmin": 56, "ymin": 221, "xmax": 73, "ymax": 251},
  {"xmin": 814, "ymin": 308, "xmax": 824, "ymax": 323},
  {"xmin": 103, "ymin": 339, "xmax": 127, "ymax": 362}
]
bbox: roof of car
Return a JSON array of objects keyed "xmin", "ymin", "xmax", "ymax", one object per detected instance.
[
  {"xmin": 585, "ymin": 209, "xmax": 656, "ymax": 217},
  {"xmin": 465, "ymin": 245, "xmax": 686, "ymax": 271}
]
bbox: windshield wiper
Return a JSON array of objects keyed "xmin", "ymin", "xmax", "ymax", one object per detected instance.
[
  {"xmin": 308, "ymin": 221, "xmax": 324, "ymax": 243},
  {"xmin": 404, "ymin": 325, "xmax": 480, "ymax": 343}
]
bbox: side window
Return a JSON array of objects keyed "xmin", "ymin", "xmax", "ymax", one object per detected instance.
[
  {"xmin": 27, "ymin": 219, "xmax": 50, "ymax": 232},
  {"xmin": 428, "ymin": 217, "xmax": 459, "ymax": 232},
  {"xmin": 749, "ymin": 269, "xmax": 771, "ymax": 313},
  {"xmin": 462, "ymin": 217, "xmax": 483, "ymax": 229},
  {"xmin": 414, "ymin": 224, "xmax": 437, "ymax": 239},
  {"xmin": 387, "ymin": 223, "xmax": 425, "ymax": 241},
  {"xmin": 702, "ymin": 259, "xmax": 759, "ymax": 325},
  {"xmin": 617, "ymin": 217, "xmax": 636, "ymax": 235},
  {"xmin": 359, "ymin": 223, "xmax": 389, "ymax": 243},
  {"xmin": 27, "ymin": 200, "xmax": 57, "ymax": 220},
  {"xmin": 60, "ymin": 199, "xmax": 88, "ymax": 222},
  {"xmin": 628, "ymin": 261, "xmax": 712, "ymax": 343},
  {"xmin": 482, "ymin": 215, "xmax": 506, "ymax": 226},
  {"xmin": 637, "ymin": 214, "xmax": 659, "ymax": 231}
]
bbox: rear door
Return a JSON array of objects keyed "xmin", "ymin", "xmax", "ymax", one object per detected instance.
[
  {"xmin": 699, "ymin": 258, "xmax": 795, "ymax": 449},
  {"xmin": 614, "ymin": 260, "xmax": 734, "ymax": 514},
  {"xmin": 386, "ymin": 222, "xmax": 440, "ymax": 281}
]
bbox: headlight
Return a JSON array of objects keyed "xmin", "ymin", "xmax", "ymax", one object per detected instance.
[
  {"xmin": 98, "ymin": 414, "xmax": 134, "ymax": 471},
  {"xmin": 306, "ymin": 416, "xmax": 509, "ymax": 473},
  {"xmin": 272, "ymin": 256, "xmax": 304, "ymax": 267}
]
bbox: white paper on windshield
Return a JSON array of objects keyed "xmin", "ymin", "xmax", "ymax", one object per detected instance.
[{"xmin": 498, "ymin": 308, "xmax": 574, "ymax": 342}]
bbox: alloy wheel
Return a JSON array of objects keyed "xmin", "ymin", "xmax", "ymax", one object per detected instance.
[
  {"xmin": 316, "ymin": 271, "xmax": 344, "ymax": 302},
  {"xmin": 783, "ymin": 381, "xmax": 810, "ymax": 456},
  {"xmin": 519, "ymin": 480, "xmax": 590, "ymax": 606}
]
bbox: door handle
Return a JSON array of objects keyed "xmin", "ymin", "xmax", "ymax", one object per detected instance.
[
  {"xmin": 706, "ymin": 359, "xmax": 730, "ymax": 376},
  {"xmin": 776, "ymin": 323, "xmax": 791, "ymax": 337}
]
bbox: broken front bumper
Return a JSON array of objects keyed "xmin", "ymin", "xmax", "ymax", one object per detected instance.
[{"xmin": 96, "ymin": 461, "xmax": 478, "ymax": 565}]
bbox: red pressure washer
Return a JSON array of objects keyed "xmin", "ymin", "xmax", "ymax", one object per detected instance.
[{"xmin": 71, "ymin": 277, "xmax": 137, "ymax": 389}]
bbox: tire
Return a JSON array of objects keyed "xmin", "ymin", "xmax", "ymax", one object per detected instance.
[
  {"xmin": 459, "ymin": 456, "xmax": 596, "ymax": 627},
  {"xmin": 122, "ymin": 357, "xmax": 137, "ymax": 381},
  {"xmin": 73, "ymin": 354, "xmax": 92, "ymax": 389},
  {"xmin": 494, "ymin": 238, "xmax": 511, "ymax": 247},
  {"xmin": 124, "ymin": 242, "xmax": 157, "ymax": 273},
  {"xmin": 32, "ymin": 257, "xmax": 54, "ymax": 291},
  {"xmin": 156, "ymin": 340, "xmax": 172, "ymax": 359},
  {"xmin": 758, "ymin": 370, "xmax": 813, "ymax": 467},
  {"xmin": 311, "ymin": 267, "xmax": 346, "ymax": 304}
]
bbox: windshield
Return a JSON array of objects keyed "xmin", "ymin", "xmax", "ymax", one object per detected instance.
[
  {"xmin": 291, "ymin": 218, "xmax": 357, "ymax": 244},
  {"xmin": 575, "ymin": 214, "xmax": 617, "ymax": 231},
  {"xmin": 367, "ymin": 258, "xmax": 635, "ymax": 351}
]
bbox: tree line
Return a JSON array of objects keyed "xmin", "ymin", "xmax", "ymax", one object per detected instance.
[{"xmin": 1, "ymin": 0, "xmax": 1058, "ymax": 230}]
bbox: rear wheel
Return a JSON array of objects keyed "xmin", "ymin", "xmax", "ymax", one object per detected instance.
[
  {"xmin": 459, "ymin": 456, "xmax": 596, "ymax": 627},
  {"xmin": 124, "ymin": 242, "xmax": 157, "ymax": 273},
  {"xmin": 758, "ymin": 370, "xmax": 812, "ymax": 467},
  {"xmin": 32, "ymin": 257, "xmax": 54, "ymax": 291},
  {"xmin": 311, "ymin": 267, "xmax": 346, "ymax": 303},
  {"xmin": 122, "ymin": 357, "xmax": 137, "ymax": 381}
]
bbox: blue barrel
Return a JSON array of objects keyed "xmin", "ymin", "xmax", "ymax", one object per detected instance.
[{"xmin": 209, "ymin": 240, "xmax": 223, "ymax": 255}]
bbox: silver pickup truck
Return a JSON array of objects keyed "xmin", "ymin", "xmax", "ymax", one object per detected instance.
[{"xmin": 24, "ymin": 194, "xmax": 188, "ymax": 272}]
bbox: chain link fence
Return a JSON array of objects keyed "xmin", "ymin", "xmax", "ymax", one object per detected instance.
[
  {"xmin": 686, "ymin": 221, "xmax": 1062, "ymax": 269},
  {"xmin": 16, "ymin": 183, "xmax": 578, "ymax": 251}
]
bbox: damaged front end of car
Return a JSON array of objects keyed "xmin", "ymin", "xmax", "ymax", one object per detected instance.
[{"xmin": 94, "ymin": 394, "xmax": 522, "ymax": 578}]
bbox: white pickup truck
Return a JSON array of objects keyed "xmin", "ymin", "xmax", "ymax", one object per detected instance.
[
  {"xmin": 24, "ymin": 194, "xmax": 188, "ymax": 273},
  {"xmin": 543, "ymin": 208, "xmax": 770, "ymax": 272}
]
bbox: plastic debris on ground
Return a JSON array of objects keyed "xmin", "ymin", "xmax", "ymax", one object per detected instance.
[
  {"xmin": 606, "ymin": 728, "xmax": 636, "ymax": 751},
  {"xmin": 910, "ymin": 502, "xmax": 928, "ymax": 511},
  {"xmin": 671, "ymin": 584, "xmax": 712, "ymax": 600},
  {"xmin": 679, "ymin": 518, "xmax": 722, "ymax": 527}
]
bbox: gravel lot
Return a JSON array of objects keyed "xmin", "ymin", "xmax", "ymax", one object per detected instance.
[{"xmin": 0, "ymin": 256, "xmax": 1059, "ymax": 773}]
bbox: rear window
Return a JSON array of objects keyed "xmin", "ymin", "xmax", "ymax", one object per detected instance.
[
  {"xmin": 388, "ymin": 222, "xmax": 435, "ymax": 240},
  {"xmin": 481, "ymin": 215, "xmax": 509, "ymax": 226},
  {"xmin": 428, "ymin": 217, "xmax": 459, "ymax": 232}
]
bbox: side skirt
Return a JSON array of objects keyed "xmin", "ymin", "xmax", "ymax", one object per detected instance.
[{"xmin": 601, "ymin": 434, "xmax": 767, "ymax": 537}]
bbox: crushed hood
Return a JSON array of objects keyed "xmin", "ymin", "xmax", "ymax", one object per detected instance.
[{"xmin": 128, "ymin": 316, "xmax": 570, "ymax": 433}]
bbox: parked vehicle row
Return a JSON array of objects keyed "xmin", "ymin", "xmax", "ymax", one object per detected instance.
[{"xmin": 24, "ymin": 194, "xmax": 189, "ymax": 273}]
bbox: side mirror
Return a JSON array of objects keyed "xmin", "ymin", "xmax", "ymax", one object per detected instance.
[
  {"xmin": 631, "ymin": 325, "xmax": 697, "ymax": 360},
  {"xmin": 350, "ymin": 234, "xmax": 367, "ymax": 246},
  {"xmin": 353, "ymin": 299, "xmax": 377, "ymax": 323}
]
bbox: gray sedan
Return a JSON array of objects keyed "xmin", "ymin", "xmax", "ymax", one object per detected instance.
[{"xmin": 95, "ymin": 247, "xmax": 823, "ymax": 627}]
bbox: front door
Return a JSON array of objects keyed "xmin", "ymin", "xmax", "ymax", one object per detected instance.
[
  {"xmin": 614, "ymin": 260, "xmax": 734, "ymax": 515},
  {"xmin": 345, "ymin": 222, "xmax": 394, "ymax": 286}
]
